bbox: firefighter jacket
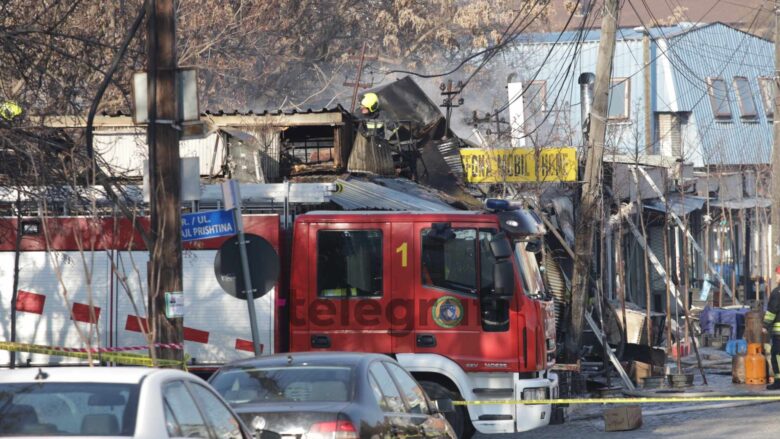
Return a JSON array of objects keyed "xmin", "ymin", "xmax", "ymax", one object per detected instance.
[
  {"xmin": 764, "ymin": 286, "xmax": 780, "ymax": 334},
  {"xmin": 359, "ymin": 111, "xmax": 384, "ymax": 136}
]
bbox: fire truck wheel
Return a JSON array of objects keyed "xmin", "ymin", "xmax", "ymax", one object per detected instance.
[{"xmin": 420, "ymin": 381, "xmax": 474, "ymax": 439}]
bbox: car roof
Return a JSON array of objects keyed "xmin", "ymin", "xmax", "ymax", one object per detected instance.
[
  {"xmin": 0, "ymin": 366, "xmax": 185, "ymax": 384},
  {"xmin": 219, "ymin": 351, "xmax": 391, "ymax": 369}
]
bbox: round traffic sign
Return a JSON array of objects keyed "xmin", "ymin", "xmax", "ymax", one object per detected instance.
[{"xmin": 214, "ymin": 234, "xmax": 280, "ymax": 300}]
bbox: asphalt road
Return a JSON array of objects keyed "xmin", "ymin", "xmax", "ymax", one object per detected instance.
[{"xmin": 474, "ymin": 401, "xmax": 780, "ymax": 438}]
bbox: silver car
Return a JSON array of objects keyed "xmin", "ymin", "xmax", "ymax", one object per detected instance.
[{"xmin": 0, "ymin": 366, "xmax": 253, "ymax": 438}]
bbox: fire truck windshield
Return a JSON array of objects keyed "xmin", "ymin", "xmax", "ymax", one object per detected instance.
[{"xmin": 421, "ymin": 228, "xmax": 499, "ymax": 296}]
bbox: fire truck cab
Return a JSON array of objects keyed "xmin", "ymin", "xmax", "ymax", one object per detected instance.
[
  {"xmin": 0, "ymin": 206, "xmax": 557, "ymax": 437},
  {"xmin": 287, "ymin": 210, "xmax": 558, "ymax": 435}
]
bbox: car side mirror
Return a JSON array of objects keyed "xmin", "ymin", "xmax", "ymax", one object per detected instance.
[
  {"xmin": 492, "ymin": 259, "xmax": 515, "ymax": 298},
  {"xmin": 431, "ymin": 398, "xmax": 454, "ymax": 413}
]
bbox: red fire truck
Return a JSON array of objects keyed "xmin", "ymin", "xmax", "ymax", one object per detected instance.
[{"xmin": 0, "ymin": 206, "xmax": 558, "ymax": 436}]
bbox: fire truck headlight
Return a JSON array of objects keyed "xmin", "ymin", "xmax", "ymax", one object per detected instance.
[{"xmin": 522, "ymin": 387, "xmax": 549, "ymax": 402}]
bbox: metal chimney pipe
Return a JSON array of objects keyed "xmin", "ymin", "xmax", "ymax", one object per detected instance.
[{"xmin": 579, "ymin": 72, "xmax": 596, "ymax": 142}]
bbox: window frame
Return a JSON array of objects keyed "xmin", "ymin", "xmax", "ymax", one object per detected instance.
[
  {"xmin": 524, "ymin": 80, "xmax": 547, "ymax": 114},
  {"xmin": 187, "ymin": 381, "xmax": 249, "ymax": 439},
  {"xmin": 382, "ymin": 362, "xmax": 432, "ymax": 415},
  {"xmin": 707, "ymin": 77, "xmax": 732, "ymax": 120},
  {"xmin": 420, "ymin": 227, "xmax": 504, "ymax": 297},
  {"xmin": 210, "ymin": 365, "xmax": 354, "ymax": 404},
  {"xmin": 368, "ymin": 362, "xmax": 408, "ymax": 414},
  {"xmin": 316, "ymin": 229, "xmax": 384, "ymax": 299},
  {"xmin": 733, "ymin": 76, "xmax": 758, "ymax": 120},
  {"xmin": 0, "ymin": 382, "xmax": 140, "ymax": 436},
  {"xmin": 420, "ymin": 227, "xmax": 501, "ymax": 297},
  {"xmin": 758, "ymin": 76, "xmax": 774, "ymax": 119},
  {"xmin": 608, "ymin": 78, "xmax": 631, "ymax": 121},
  {"xmin": 162, "ymin": 380, "xmax": 211, "ymax": 439}
]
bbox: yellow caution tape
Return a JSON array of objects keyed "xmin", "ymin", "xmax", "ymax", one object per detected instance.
[
  {"xmin": 0, "ymin": 341, "xmax": 184, "ymax": 368},
  {"xmin": 454, "ymin": 395, "xmax": 780, "ymax": 406}
]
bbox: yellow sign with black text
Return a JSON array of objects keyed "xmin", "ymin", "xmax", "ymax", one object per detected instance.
[{"xmin": 460, "ymin": 147, "xmax": 578, "ymax": 183}]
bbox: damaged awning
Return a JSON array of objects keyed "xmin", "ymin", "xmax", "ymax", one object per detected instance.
[
  {"xmin": 331, "ymin": 178, "xmax": 457, "ymax": 211},
  {"xmin": 367, "ymin": 76, "xmax": 445, "ymax": 137},
  {"xmin": 643, "ymin": 194, "xmax": 706, "ymax": 216},
  {"xmin": 709, "ymin": 197, "xmax": 771, "ymax": 209}
]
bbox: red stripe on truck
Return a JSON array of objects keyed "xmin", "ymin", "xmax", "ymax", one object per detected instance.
[
  {"xmin": 124, "ymin": 315, "xmax": 150, "ymax": 333},
  {"xmin": 184, "ymin": 327, "xmax": 209, "ymax": 344},
  {"xmin": 235, "ymin": 338, "xmax": 264, "ymax": 353},
  {"xmin": 71, "ymin": 302, "xmax": 101, "ymax": 323},
  {"xmin": 16, "ymin": 290, "xmax": 45, "ymax": 314},
  {"xmin": 124, "ymin": 315, "xmax": 210, "ymax": 344}
]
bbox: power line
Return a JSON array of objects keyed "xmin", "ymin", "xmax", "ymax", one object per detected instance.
[
  {"xmin": 381, "ymin": 0, "xmax": 545, "ymax": 80},
  {"xmin": 499, "ymin": 1, "xmax": 600, "ymax": 143},
  {"xmin": 458, "ymin": 0, "xmax": 560, "ymax": 95}
]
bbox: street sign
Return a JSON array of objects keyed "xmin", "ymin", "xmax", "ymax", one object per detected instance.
[
  {"xmin": 222, "ymin": 179, "xmax": 240, "ymax": 211},
  {"xmin": 459, "ymin": 147, "xmax": 577, "ymax": 183},
  {"xmin": 214, "ymin": 234, "xmax": 280, "ymax": 300},
  {"xmin": 220, "ymin": 178, "xmax": 263, "ymax": 356},
  {"xmin": 181, "ymin": 210, "xmax": 236, "ymax": 242},
  {"xmin": 164, "ymin": 291, "xmax": 184, "ymax": 318}
]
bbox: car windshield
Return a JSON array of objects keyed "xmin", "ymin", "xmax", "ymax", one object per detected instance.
[
  {"xmin": 211, "ymin": 366, "xmax": 353, "ymax": 404},
  {"xmin": 0, "ymin": 382, "xmax": 139, "ymax": 437}
]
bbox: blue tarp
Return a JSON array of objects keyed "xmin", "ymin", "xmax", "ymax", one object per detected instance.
[{"xmin": 700, "ymin": 306, "xmax": 750, "ymax": 339}]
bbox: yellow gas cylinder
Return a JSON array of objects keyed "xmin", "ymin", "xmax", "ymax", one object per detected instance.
[{"xmin": 745, "ymin": 343, "xmax": 767, "ymax": 385}]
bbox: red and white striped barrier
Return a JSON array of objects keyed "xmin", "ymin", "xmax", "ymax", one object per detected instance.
[{"xmin": 54, "ymin": 342, "xmax": 183, "ymax": 353}]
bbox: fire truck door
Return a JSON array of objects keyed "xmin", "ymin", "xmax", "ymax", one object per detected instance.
[
  {"xmin": 389, "ymin": 221, "xmax": 415, "ymax": 351},
  {"xmin": 307, "ymin": 222, "xmax": 393, "ymax": 353},
  {"xmin": 413, "ymin": 223, "xmax": 520, "ymax": 371}
]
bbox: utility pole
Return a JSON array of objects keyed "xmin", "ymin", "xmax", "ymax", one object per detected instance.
[
  {"xmin": 471, "ymin": 111, "xmax": 509, "ymax": 143},
  {"xmin": 772, "ymin": 0, "xmax": 780, "ymax": 292},
  {"xmin": 565, "ymin": 0, "xmax": 620, "ymax": 363},
  {"xmin": 493, "ymin": 112, "xmax": 508, "ymax": 142},
  {"xmin": 440, "ymin": 80, "xmax": 464, "ymax": 139},
  {"xmin": 344, "ymin": 42, "xmax": 376, "ymax": 112},
  {"xmin": 643, "ymin": 32, "xmax": 652, "ymax": 154},
  {"xmin": 147, "ymin": 0, "xmax": 183, "ymax": 364}
]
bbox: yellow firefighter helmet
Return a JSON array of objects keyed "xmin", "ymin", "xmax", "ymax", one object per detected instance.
[
  {"xmin": 360, "ymin": 92, "xmax": 379, "ymax": 113},
  {"xmin": 0, "ymin": 101, "xmax": 22, "ymax": 121}
]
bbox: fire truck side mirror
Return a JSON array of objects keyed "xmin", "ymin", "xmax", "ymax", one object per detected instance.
[
  {"xmin": 525, "ymin": 237, "xmax": 542, "ymax": 253},
  {"xmin": 492, "ymin": 259, "xmax": 515, "ymax": 298},
  {"xmin": 489, "ymin": 232, "xmax": 515, "ymax": 298},
  {"xmin": 489, "ymin": 232, "xmax": 513, "ymax": 259}
]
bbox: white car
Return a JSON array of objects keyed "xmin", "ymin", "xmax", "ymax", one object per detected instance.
[{"xmin": 0, "ymin": 366, "xmax": 253, "ymax": 438}]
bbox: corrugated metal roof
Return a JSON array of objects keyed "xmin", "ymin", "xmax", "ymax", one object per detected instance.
[
  {"xmin": 95, "ymin": 132, "xmax": 225, "ymax": 177},
  {"xmin": 98, "ymin": 106, "xmax": 348, "ymax": 118},
  {"xmin": 509, "ymin": 21, "xmax": 772, "ymax": 166},
  {"xmin": 436, "ymin": 140, "xmax": 464, "ymax": 177},
  {"xmin": 709, "ymin": 197, "xmax": 771, "ymax": 209},
  {"xmin": 506, "ymin": 33, "xmax": 649, "ymax": 150},
  {"xmin": 665, "ymin": 23, "xmax": 773, "ymax": 165},
  {"xmin": 202, "ymin": 105, "xmax": 348, "ymax": 116},
  {"xmin": 643, "ymin": 194, "xmax": 707, "ymax": 216},
  {"xmin": 519, "ymin": 25, "xmax": 689, "ymax": 44},
  {"xmin": 331, "ymin": 178, "xmax": 456, "ymax": 211}
]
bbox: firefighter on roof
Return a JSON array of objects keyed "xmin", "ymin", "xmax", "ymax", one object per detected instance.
[
  {"xmin": 359, "ymin": 92, "xmax": 384, "ymax": 136},
  {"xmin": 347, "ymin": 91, "xmax": 394, "ymax": 175},
  {"xmin": 764, "ymin": 265, "xmax": 780, "ymax": 390}
]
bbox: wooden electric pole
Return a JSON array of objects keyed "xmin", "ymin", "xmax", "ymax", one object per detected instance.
[
  {"xmin": 565, "ymin": 0, "xmax": 620, "ymax": 362},
  {"xmin": 772, "ymin": 0, "xmax": 780, "ymax": 290},
  {"xmin": 147, "ymin": 0, "xmax": 183, "ymax": 364},
  {"xmin": 345, "ymin": 42, "xmax": 376, "ymax": 112}
]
